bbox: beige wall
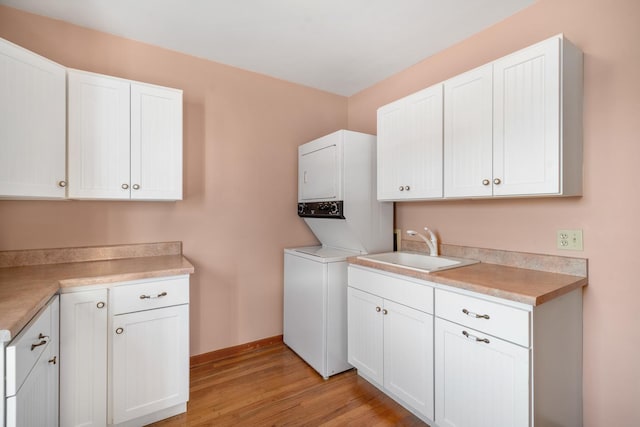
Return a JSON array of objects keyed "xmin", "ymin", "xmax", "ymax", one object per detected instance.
[
  {"xmin": 348, "ymin": 0, "xmax": 640, "ymax": 424},
  {"xmin": 0, "ymin": 6, "xmax": 343, "ymax": 356}
]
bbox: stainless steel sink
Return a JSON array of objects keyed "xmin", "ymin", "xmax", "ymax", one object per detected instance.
[{"xmin": 357, "ymin": 251, "xmax": 479, "ymax": 273}]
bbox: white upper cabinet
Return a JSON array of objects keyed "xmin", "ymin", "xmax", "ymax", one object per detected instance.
[
  {"xmin": 377, "ymin": 84, "xmax": 443, "ymax": 200},
  {"xmin": 379, "ymin": 34, "xmax": 582, "ymax": 201},
  {"xmin": 68, "ymin": 69, "xmax": 183, "ymax": 200},
  {"xmin": 445, "ymin": 35, "xmax": 582, "ymax": 198},
  {"xmin": 493, "ymin": 36, "xmax": 582, "ymax": 197},
  {"xmin": 443, "ymin": 65, "xmax": 494, "ymax": 198},
  {"xmin": 0, "ymin": 38, "xmax": 66, "ymax": 199},
  {"xmin": 131, "ymin": 83, "xmax": 183, "ymax": 200},
  {"xmin": 67, "ymin": 70, "xmax": 131, "ymax": 199}
]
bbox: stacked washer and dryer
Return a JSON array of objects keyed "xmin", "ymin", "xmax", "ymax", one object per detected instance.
[{"xmin": 283, "ymin": 130, "xmax": 393, "ymax": 379}]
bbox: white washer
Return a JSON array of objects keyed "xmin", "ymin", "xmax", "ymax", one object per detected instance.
[{"xmin": 283, "ymin": 246, "xmax": 358, "ymax": 379}]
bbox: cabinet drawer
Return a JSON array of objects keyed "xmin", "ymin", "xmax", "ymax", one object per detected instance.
[
  {"xmin": 6, "ymin": 295, "xmax": 57, "ymax": 396},
  {"xmin": 435, "ymin": 289, "xmax": 530, "ymax": 347},
  {"xmin": 348, "ymin": 266, "xmax": 433, "ymax": 314},
  {"xmin": 110, "ymin": 276, "xmax": 189, "ymax": 315}
]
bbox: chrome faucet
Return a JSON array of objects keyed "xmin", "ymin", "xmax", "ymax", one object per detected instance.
[{"xmin": 407, "ymin": 227, "xmax": 439, "ymax": 256}]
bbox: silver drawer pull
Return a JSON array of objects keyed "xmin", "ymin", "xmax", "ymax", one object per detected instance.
[
  {"xmin": 31, "ymin": 340, "xmax": 47, "ymax": 351},
  {"xmin": 139, "ymin": 291, "xmax": 168, "ymax": 300},
  {"xmin": 97, "ymin": 301, "xmax": 105, "ymax": 309},
  {"xmin": 462, "ymin": 308, "xmax": 490, "ymax": 319},
  {"xmin": 116, "ymin": 327, "xmax": 124, "ymax": 335},
  {"xmin": 30, "ymin": 332, "xmax": 50, "ymax": 351},
  {"xmin": 462, "ymin": 330, "xmax": 490, "ymax": 344}
]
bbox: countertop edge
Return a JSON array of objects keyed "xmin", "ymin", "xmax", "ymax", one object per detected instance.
[
  {"xmin": 1, "ymin": 254, "xmax": 195, "ymax": 342},
  {"xmin": 58, "ymin": 266, "xmax": 195, "ymax": 288},
  {"xmin": 348, "ymin": 256, "xmax": 588, "ymax": 306}
]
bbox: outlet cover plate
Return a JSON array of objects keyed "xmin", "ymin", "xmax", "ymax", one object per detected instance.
[{"xmin": 557, "ymin": 229, "xmax": 583, "ymax": 251}]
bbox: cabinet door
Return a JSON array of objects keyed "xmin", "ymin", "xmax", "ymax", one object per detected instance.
[
  {"xmin": 0, "ymin": 38, "xmax": 66, "ymax": 198},
  {"xmin": 111, "ymin": 304, "xmax": 189, "ymax": 424},
  {"xmin": 377, "ymin": 85, "xmax": 443, "ymax": 200},
  {"xmin": 377, "ymin": 98, "xmax": 406, "ymax": 200},
  {"xmin": 5, "ymin": 344, "xmax": 59, "ymax": 427},
  {"xmin": 435, "ymin": 318, "xmax": 530, "ymax": 427},
  {"xmin": 493, "ymin": 37, "xmax": 561, "ymax": 196},
  {"xmin": 444, "ymin": 65, "xmax": 493, "ymax": 198},
  {"xmin": 347, "ymin": 287, "xmax": 384, "ymax": 385},
  {"xmin": 130, "ymin": 83, "xmax": 183, "ymax": 200},
  {"xmin": 67, "ymin": 70, "xmax": 131, "ymax": 199},
  {"xmin": 60, "ymin": 290, "xmax": 108, "ymax": 427},
  {"xmin": 5, "ymin": 296, "xmax": 60, "ymax": 427},
  {"xmin": 383, "ymin": 300, "xmax": 434, "ymax": 420}
]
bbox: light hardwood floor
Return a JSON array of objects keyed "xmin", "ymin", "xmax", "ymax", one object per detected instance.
[{"xmin": 150, "ymin": 342, "xmax": 427, "ymax": 426}]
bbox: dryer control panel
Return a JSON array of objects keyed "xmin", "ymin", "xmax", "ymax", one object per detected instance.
[{"xmin": 297, "ymin": 201, "xmax": 345, "ymax": 219}]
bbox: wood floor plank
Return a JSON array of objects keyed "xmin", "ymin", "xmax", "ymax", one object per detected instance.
[{"xmin": 150, "ymin": 343, "xmax": 427, "ymax": 426}]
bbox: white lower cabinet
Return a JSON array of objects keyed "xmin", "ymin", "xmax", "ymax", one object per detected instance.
[
  {"xmin": 60, "ymin": 289, "xmax": 108, "ymax": 427},
  {"xmin": 111, "ymin": 304, "xmax": 189, "ymax": 424},
  {"xmin": 434, "ymin": 318, "xmax": 529, "ymax": 427},
  {"xmin": 5, "ymin": 295, "xmax": 59, "ymax": 427},
  {"xmin": 6, "ymin": 343, "xmax": 59, "ymax": 427},
  {"xmin": 60, "ymin": 275, "xmax": 190, "ymax": 427},
  {"xmin": 348, "ymin": 267, "xmax": 434, "ymax": 422},
  {"xmin": 348, "ymin": 265, "xmax": 583, "ymax": 427},
  {"xmin": 383, "ymin": 299, "xmax": 433, "ymax": 418},
  {"xmin": 347, "ymin": 288, "xmax": 384, "ymax": 384}
]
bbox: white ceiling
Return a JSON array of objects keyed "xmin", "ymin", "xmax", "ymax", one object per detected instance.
[{"xmin": 0, "ymin": 0, "xmax": 535, "ymax": 96}]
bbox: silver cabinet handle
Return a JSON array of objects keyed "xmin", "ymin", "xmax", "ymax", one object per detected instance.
[
  {"xmin": 132, "ymin": 184, "xmax": 140, "ymax": 190},
  {"xmin": 493, "ymin": 178, "xmax": 502, "ymax": 185},
  {"xmin": 382, "ymin": 309, "xmax": 388, "ymax": 315},
  {"xmin": 375, "ymin": 306, "xmax": 381, "ymax": 312},
  {"xmin": 462, "ymin": 308, "xmax": 490, "ymax": 320},
  {"xmin": 48, "ymin": 356, "xmax": 57, "ymax": 365},
  {"xmin": 399, "ymin": 186, "xmax": 404, "ymax": 191},
  {"xmin": 31, "ymin": 334, "xmax": 48, "ymax": 351},
  {"xmin": 58, "ymin": 180, "xmax": 67, "ymax": 188},
  {"xmin": 97, "ymin": 301, "xmax": 105, "ymax": 309},
  {"xmin": 116, "ymin": 327, "xmax": 124, "ymax": 335},
  {"xmin": 462, "ymin": 330, "xmax": 490, "ymax": 344},
  {"xmin": 139, "ymin": 291, "xmax": 168, "ymax": 300},
  {"xmin": 482, "ymin": 179, "xmax": 490, "ymax": 186},
  {"xmin": 405, "ymin": 186, "xmax": 410, "ymax": 191},
  {"xmin": 121, "ymin": 183, "xmax": 129, "ymax": 190}
]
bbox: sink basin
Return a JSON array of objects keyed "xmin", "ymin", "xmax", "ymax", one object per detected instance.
[{"xmin": 357, "ymin": 251, "xmax": 479, "ymax": 273}]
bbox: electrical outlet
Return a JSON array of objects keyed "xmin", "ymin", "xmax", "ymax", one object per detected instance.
[{"xmin": 557, "ymin": 229, "xmax": 583, "ymax": 250}]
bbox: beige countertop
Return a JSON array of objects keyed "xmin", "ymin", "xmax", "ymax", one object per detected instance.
[
  {"xmin": 0, "ymin": 242, "xmax": 194, "ymax": 343},
  {"xmin": 349, "ymin": 244, "xmax": 588, "ymax": 306}
]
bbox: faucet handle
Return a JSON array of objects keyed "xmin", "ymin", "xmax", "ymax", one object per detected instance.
[
  {"xmin": 423, "ymin": 227, "xmax": 439, "ymax": 256},
  {"xmin": 424, "ymin": 227, "xmax": 436, "ymax": 239}
]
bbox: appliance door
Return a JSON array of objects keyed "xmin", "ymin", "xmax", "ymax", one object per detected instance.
[
  {"xmin": 299, "ymin": 142, "xmax": 340, "ymax": 201},
  {"xmin": 283, "ymin": 252, "xmax": 327, "ymax": 375}
]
